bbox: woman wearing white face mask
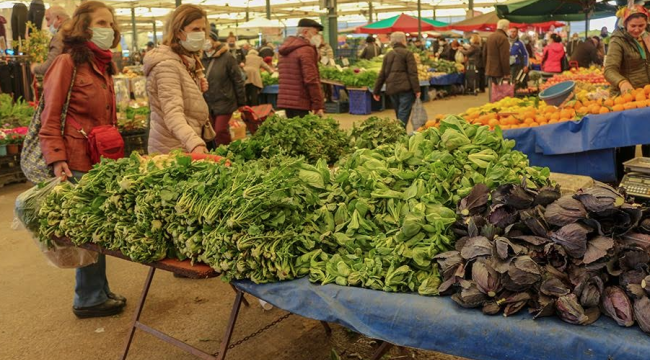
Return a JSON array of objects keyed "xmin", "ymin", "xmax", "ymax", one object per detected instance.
[
  {"xmin": 144, "ymin": 4, "xmax": 211, "ymax": 155},
  {"xmin": 39, "ymin": 1, "xmax": 127, "ymax": 319}
]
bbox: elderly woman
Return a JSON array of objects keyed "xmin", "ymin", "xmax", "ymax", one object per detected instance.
[
  {"xmin": 144, "ymin": 4, "xmax": 211, "ymax": 155},
  {"xmin": 605, "ymin": 5, "xmax": 650, "ymax": 176},
  {"xmin": 39, "ymin": 0, "xmax": 126, "ymax": 318},
  {"xmin": 460, "ymin": 34, "xmax": 485, "ymax": 92},
  {"xmin": 244, "ymin": 49, "xmax": 274, "ymax": 106}
]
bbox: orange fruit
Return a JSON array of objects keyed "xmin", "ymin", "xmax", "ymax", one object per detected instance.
[
  {"xmin": 549, "ymin": 119, "xmax": 559, "ymax": 124},
  {"xmin": 599, "ymin": 107, "xmax": 610, "ymax": 114},
  {"xmin": 603, "ymin": 99, "xmax": 614, "ymax": 107},
  {"xmin": 623, "ymin": 93, "xmax": 634, "ymax": 103},
  {"xmin": 644, "ymin": 84, "xmax": 650, "ymax": 95},
  {"xmin": 612, "ymin": 104, "xmax": 625, "ymax": 112},
  {"xmin": 529, "ymin": 122, "xmax": 539, "ymax": 127},
  {"xmin": 551, "ymin": 113, "xmax": 561, "ymax": 121},
  {"xmin": 488, "ymin": 119, "xmax": 500, "ymax": 127},
  {"xmin": 636, "ymin": 93, "xmax": 647, "ymax": 102},
  {"xmin": 560, "ymin": 109, "xmax": 573, "ymax": 119},
  {"xmin": 614, "ymin": 97, "xmax": 625, "ymax": 105},
  {"xmin": 624, "ymin": 102, "xmax": 637, "ymax": 110},
  {"xmin": 535, "ymin": 115, "xmax": 545, "ymax": 123},
  {"xmin": 524, "ymin": 117, "xmax": 534, "ymax": 125},
  {"xmin": 589, "ymin": 105, "xmax": 601, "ymax": 114},
  {"xmin": 573, "ymin": 100, "xmax": 583, "ymax": 109},
  {"xmin": 501, "ymin": 125, "xmax": 511, "ymax": 130},
  {"xmin": 577, "ymin": 106, "xmax": 589, "ymax": 114}
]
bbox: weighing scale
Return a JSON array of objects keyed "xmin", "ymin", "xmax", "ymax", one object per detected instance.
[{"xmin": 621, "ymin": 158, "xmax": 650, "ymax": 199}]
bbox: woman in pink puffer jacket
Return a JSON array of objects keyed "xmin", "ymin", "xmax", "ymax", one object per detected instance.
[{"xmin": 542, "ymin": 33, "xmax": 566, "ymax": 73}]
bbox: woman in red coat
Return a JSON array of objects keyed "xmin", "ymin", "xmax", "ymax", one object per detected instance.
[
  {"xmin": 542, "ymin": 33, "xmax": 566, "ymax": 73},
  {"xmin": 39, "ymin": 1, "xmax": 126, "ymax": 319}
]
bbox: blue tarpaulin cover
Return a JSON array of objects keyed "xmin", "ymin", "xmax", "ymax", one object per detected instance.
[
  {"xmin": 503, "ymin": 107, "xmax": 650, "ymax": 182},
  {"xmin": 234, "ymin": 277, "xmax": 649, "ymax": 360},
  {"xmin": 429, "ymin": 73, "xmax": 464, "ymax": 86}
]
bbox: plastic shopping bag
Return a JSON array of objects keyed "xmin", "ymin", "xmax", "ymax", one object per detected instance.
[
  {"xmin": 13, "ymin": 177, "xmax": 98, "ymax": 269},
  {"xmin": 489, "ymin": 81, "xmax": 515, "ymax": 103},
  {"xmin": 409, "ymin": 98, "xmax": 428, "ymax": 131}
]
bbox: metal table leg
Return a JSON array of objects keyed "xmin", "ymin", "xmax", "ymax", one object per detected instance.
[
  {"xmin": 216, "ymin": 290, "xmax": 245, "ymax": 360},
  {"xmin": 121, "ymin": 267, "xmax": 156, "ymax": 360},
  {"xmin": 320, "ymin": 321, "xmax": 332, "ymax": 336}
]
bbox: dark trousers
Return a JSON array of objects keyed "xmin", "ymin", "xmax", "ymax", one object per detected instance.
[
  {"xmin": 245, "ymin": 84, "xmax": 260, "ymax": 106},
  {"xmin": 478, "ymin": 67, "xmax": 486, "ymax": 92},
  {"xmin": 212, "ymin": 113, "xmax": 233, "ymax": 147},
  {"xmin": 285, "ymin": 109, "xmax": 310, "ymax": 118},
  {"xmin": 389, "ymin": 92, "xmax": 416, "ymax": 127}
]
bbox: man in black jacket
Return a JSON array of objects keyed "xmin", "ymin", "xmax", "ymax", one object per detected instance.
[
  {"xmin": 372, "ymin": 32, "xmax": 420, "ymax": 127},
  {"xmin": 570, "ymin": 36, "xmax": 603, "ymax": 68}
]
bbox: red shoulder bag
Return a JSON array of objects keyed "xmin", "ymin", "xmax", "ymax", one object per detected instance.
[{"xmin": 68, "ymin": 118, "xmax": 125, "ymax": 165}]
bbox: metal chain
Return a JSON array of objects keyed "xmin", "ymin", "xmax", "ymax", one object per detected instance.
[{"xmin": 226, "ymin": 312, "xmax": 293, "ymax": 350}]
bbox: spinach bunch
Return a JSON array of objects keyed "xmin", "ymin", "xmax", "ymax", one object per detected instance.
[
  {"xmin": 349, "ymin": 116, "xmax": 407, "ymax": 150},
  {"xmin": 309, "ymin": 116, "xmax": 551, "ymax": 295}
]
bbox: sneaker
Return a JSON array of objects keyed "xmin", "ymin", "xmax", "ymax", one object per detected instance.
[{"xmin": 73, "ymin": 299, "xmax": 126, "ymax": 319}]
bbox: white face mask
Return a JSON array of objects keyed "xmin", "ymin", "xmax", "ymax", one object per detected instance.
[
  {"xmin": 310, "ymin": 35, "xmax": 322, "ymax": 47},
  {"xmin": 180, "ymin": 31, "xmax": 205, "ymax": 53},
  {"xmin": 91, "ymin": 27, "xmax": 115, "ymax": 50},
  {"xmin": 203, "ymin": 40, "xmax": 213, "ymax": 52},
  {"xmin": 49, "ymin": 23, "xmax": 57, "ymax": 35}
]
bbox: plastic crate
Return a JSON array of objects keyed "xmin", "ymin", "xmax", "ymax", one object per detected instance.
[
  {"xmin": 122, "ymin": 130, "xmax": 148, "ymax": 155},
  {"xmin": 325, "ymin": 102, "xmax": 349, "ymax": 114},
  {"xmin": 348, "ymin": 89, "xmax": 372, "ymax": 115}
]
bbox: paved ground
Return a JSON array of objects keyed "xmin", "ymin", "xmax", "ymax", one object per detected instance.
[{"xmin": 0, "ymin": 94, "xmax": 487, "ymax": 360}]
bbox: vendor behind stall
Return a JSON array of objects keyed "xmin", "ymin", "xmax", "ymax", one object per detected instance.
[{"xmin": 604, "ymin": 4, "xmax": 650, "ymax": 176}]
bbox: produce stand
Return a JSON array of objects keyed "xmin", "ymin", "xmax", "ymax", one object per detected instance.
[
  {"xmin": 0, "ymin": 153, "xmax": 26, "ymax": 187},
  {"xmin": 54, "ymin": 237, "xmax": 253, "ymax": 360},
  {"xmin": 429, "ymin": 73, "xmax": 465, "ymax": 86},
  {"xmin": 231, "ymin": 277, "xmax": 650, "ymax": 360},
  {"xmin": 503, "ymin": 107, "xmax": 650, "ymax": 182},
  {"xmin": 260, "ymin": 85, "xmax": 279, "ymax": 109}
]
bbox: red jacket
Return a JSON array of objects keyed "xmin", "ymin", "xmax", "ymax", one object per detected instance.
[
  {"xmin": 40, "ymin": 45, "xmax": 116, "ymax": 172},
  {"xmin": 542, "ymin": 42, "xmax": 566, "ymax": 73},
  {"xmin": 277, "ymin": 36, "xmax": 324, "ymax": 111}
]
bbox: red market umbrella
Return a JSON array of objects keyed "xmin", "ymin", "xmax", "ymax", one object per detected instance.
[
  {"xmin": 357, "ymin": 13, "xmax": 450, "ymax": 34},
  {"xmin": 449, "ymin": 11, "xmax": 564, "ymax": 32}
]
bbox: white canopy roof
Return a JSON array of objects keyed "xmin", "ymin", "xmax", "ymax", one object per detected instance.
[{"xmin": 237, "ymin": 17, "xmax": 284, "ymax": 29}]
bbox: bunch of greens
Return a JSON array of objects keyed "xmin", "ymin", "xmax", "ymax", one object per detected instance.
[
  {"xmin": 349, "ymin": 116, "xmax": 407, "ymax": 150},
  {"xmin": 430, "ymin": 59, "xmax": 459, "ymax": 74},
  {"xmin": 437, "ymin": 182, "xmax": 650, "ymax": 336},
  {"xmin": 261, "ymin": 72, "xmax": 278, "ymax": 86},
  {"xmin": 218, "ymin": 114, "xmax": 349, "ymax": 165},
  {"xmin": 0, "ymin": 94, "xmax": 34, "ymax": 127},
  {"xmin": 308, "ymin": 116, "xmax": 551, "ymax": 295},
  {"xmin": 318, "ymin": 65, "xmax": 378, "ymax": 88}
]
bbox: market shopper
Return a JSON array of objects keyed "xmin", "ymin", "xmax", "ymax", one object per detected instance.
[
  {"xmin": 605, "ymin": 5, "xmax": 650, "ymax": 176},
  {"xmin": 277, "ymin": 18, "xmax": 325, "ymax": 118},
  {"xmin": 460, "ymin": 34, "xmax": 485, "ymax": 92},
  {"xmin": 372, "ymin": 31, "xmax": 420, "ymax": 127},
  {"xmin": 567, "ymin": 33, "xmax": 581, "ymax": 58},
  {"xmin": 484, "ymin": 19, "xmax": 511, "ymax": 83},
  {"xmin": 570, "ymin": 36, "xmax": 603, "ymax": 68},
  {"xmin": 38, "ymin": 1, "xmax": 126, "ymax": 319},
  {"xmin": 542, "ymin": 33, "xmax": 566, "ymax": 73},
  {"xmin": 359, "ymin": 35, "xmax": 381, "ymax": 60},
  {"xmin": 508, "ymin": 28, "xmax": 529, "ymax": 88},
  {"xmin": 143, "ymin": 4, "xmax": 210, "ymax": 154},
  {"xmin": 258, "ymin": 41, "xmax": 275, "ymax": 59},
  {"xmin": 226, "ymin": 33, "xmax": 246, "ymax": 67},
  {"xmin": 244, "ymin": 49, "xmax": 274, "ymax": 106},
  {"xmin": 437, "ymin": 38, "xmax": 453, "ymax": 61},
  {"xmin": 316, "ymin": 34, "xmax": 335, "ymax": 63},
  {"xmin": 30, "ymin": 5, "xmax": 69, "ymax": 75}
]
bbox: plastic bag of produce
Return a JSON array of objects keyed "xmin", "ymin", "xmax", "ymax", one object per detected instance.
[
  {"xmin": 13, "ymin": 178, "xmax": 99, "ymax": 269},
  {"xmin": 489, "ymin": 81, "xmax": 515, "ymax": 103},
  {"xmin": 409, "ymin": 98, "xmax": 428, "ymax": 131}
]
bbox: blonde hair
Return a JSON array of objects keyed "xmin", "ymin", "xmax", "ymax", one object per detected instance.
[
  {"xmin": 47, "ymin": 5, "xmax": 69, "ymax": 21},
  {"xmin": 497, "ymin": 19, "xmax": 510, "ymax": 31},
  {"xmin": 470, "ymin": 34, "xmax": 481, "ymax": 45},
  {"xmin": 163, "ymin": 4, "xmax": 208, "ymax": 55}
]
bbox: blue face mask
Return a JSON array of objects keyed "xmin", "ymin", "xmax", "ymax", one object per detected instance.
[{"xmin": 49, "ymin": 23, "xmax": 57, "ymax": 35}]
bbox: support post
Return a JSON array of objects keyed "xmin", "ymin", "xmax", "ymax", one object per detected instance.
[
  {"xmin": 433, "ymin": 7, "xmax": 436, "ymax": 20},
  {"xmin": 131, "ymin": 7, "xmax": 137, "ymax": 54},
  {"xmin": 368, "ymin": 2, "xmax": 373, "ymax": 23},
  {"xmin": 246, "ymin": 8, "xmax": 250, "ymax": 22},
  {"xmin": 175, "ymin": 0, "xmax": 182, "ymax": 7},
  {"xmin": 152, "ymin": 20, "xmax": 157, "ymax": 46},
  {"xmin": 266, "ymin": 0, "xmax": 271, "ymax": 20},
  {"xmin": 585, "ymin": 11, "xmax": 590, "ymax": 39},
  {"xmin": 417, "ymin": 0, "xmax": 422, "ymax": 39},
  {"xmin": 468, "ymin": 0, "xmax": 474, "ymax": 17},
  {"xmin": 328, "ymin": 0, "xmax": 338, "ymax": 57}
]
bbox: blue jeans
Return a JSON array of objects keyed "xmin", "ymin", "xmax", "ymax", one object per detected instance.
[
  {"xmin": 390, "ymin": 92, "xmax": 416, "ymax": 127},
  {"xmin": 71, "ymin": 170, "xmax": 110, "ymax": 308}
]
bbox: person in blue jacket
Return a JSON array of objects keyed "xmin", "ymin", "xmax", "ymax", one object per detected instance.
[{"xmin": 508, "ymin": 28, "xmax": 529, "ymax": 89}]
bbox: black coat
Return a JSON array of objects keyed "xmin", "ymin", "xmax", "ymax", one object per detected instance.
[
  {"xmin": 570, "ymin": 40, "xmax": 603, "ymax": 68},
  {"xmin": 202, "ymin": 46, "xmax": 246, "ymax": 116}
]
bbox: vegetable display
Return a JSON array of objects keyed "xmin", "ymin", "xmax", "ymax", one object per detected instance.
[
  {"xmin": 319, "ymin": 65, "xmax": 379, "ymax": 89},
  {"xmin": 348, "ymin": 116, "xmax": 407, "ymax": 150},
  {"xmin": 0, "ymin": 94, "xmax": 35, "ymax": 128},
  {"xmin": 436, "ymin": 182, "xmax": 650, "ymax": 335},
  {"xmin": 261, "ymin": 72, "xmax": 278, "ymax": 86},
  {"xmin": 308, "ymin": 116, "xmax": 551, "ymax": 294}
]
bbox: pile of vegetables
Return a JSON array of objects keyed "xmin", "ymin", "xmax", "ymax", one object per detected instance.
[
  {"xmin": 261, "ymin": 72, "xmax": 278, "ymax": 86},
  {"xmin": 430, "ymin": 59, "xmax": 460, "ymax": 75},
  {"xmin": 436, "ymin": 182, "xmax": 650, "ymax": 334},
  {"xmin": 216, "ymin": 114, "xmax": 349, "ymax": 165},
  {"xmin": 0, "ymin": 94, "xmax": 35, "ymax": 127},
  {"xmin": 318, "ymin": 65, "xmax": 379, "ymax": 89},
  {"xmin": 348, "ymin": 116, "xmax": 407, "ymax": 150},
  {"xmin": 307, "ymin": 117, "xmax": 551, "ymax": 294}
]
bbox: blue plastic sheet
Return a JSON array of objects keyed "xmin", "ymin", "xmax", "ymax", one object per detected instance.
[
  {"xmin": 503, "ymin": 108, "xmax": 650, "ymax": 182},
  {"xmin": 234, "ymin": 278, "xmax": 649, "ymax": 360},
  {"xmin": 429, "ymin": 73, "xmax": 465, "ymax": 86},
  {"xmin": 262, "ymin": 85, "xmax": 279, "ymax": 94}
]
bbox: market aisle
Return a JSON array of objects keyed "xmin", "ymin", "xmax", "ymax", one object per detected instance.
[
  {"xmin": 330, "ymin": 93, "xmax": 489, "ymax": 131},
  {"xmin": 0, "ymin": 94, "xmax": 483, "ymax": 360}
]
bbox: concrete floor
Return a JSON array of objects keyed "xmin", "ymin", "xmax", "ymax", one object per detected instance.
[{"xmin": 0, "ymin": 94, "xmax": 487, "ymax": 360}]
